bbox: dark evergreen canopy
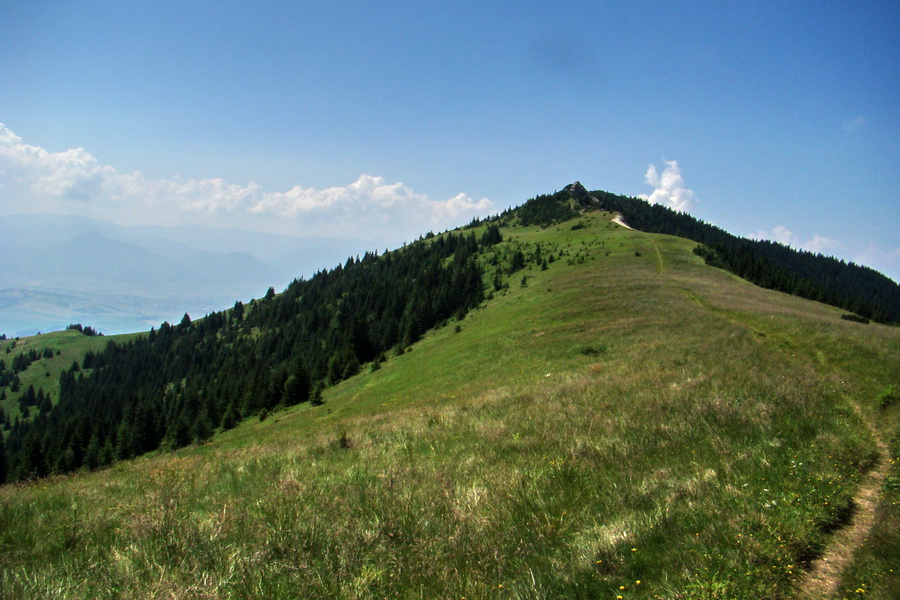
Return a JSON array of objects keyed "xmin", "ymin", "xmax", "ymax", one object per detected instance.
[{"xmin": 2, "ymin": 230, "xmax": 492, "ymax": 482}]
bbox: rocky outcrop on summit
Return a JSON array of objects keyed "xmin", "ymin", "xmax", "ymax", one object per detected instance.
[{"xmin": 563, "ymin": 181, "xmax": 598, "ymax": 209}]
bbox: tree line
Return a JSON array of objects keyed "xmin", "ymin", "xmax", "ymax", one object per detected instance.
[
  {"xmin": 1, "ymin": 229, "xmax": 498, "ymax": 482},
  {"xmin": 554, "ymin": 183, "xmax": 900, "ymax": 324}
]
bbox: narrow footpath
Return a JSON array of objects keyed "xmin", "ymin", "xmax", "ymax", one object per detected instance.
[{"xmin": 797, "ymin": 406, "xmax": 890, "ymax": 599}]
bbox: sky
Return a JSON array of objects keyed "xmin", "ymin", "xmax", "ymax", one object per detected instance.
[{"xmin": 2, "ymin": 0, "xmax": 898, "ymax": 280}]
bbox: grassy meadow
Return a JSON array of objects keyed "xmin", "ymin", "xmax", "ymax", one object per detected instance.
[{"xmin": 1, "ymin": 214, "xmax": 898, "ymax": 598}]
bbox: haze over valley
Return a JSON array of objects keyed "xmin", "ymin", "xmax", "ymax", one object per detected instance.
[{"xmin": 0, "ymin": 214, "xmax": 377, "ymax": 335}]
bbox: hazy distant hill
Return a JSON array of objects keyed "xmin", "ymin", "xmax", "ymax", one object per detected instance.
[{"xmin": 0, "ymin": 214, "xmax": 376, "ymax": 335}]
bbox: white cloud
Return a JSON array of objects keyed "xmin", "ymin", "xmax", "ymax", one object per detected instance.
[
  {"xmin": 806, "ymin": 234, "xmax": 842, "ymax": 255},
  {"xmin": 766, "ymin": 225, "xmax": 795, "ymax": 246},
  {"xmin": 855, "ymin": 244, "xmax": 900, "ymax": 283},
  {"xmin": 843, "ymin": 115, "xmax": 866, "ymax": 132},
  {"xmin": 750, "ymin": 227, "xmax": 900, "ymax": 281},
  {"xmin": 751, "ymin": 225, "xmax": 843, "ymax": 255},
  {"xmin": 0, "ymin": 123, "xmax": 493, "ymax": 242},
  {"xmin": 638, "ymin": 159, "xmax": 696, "ymax": 212}
]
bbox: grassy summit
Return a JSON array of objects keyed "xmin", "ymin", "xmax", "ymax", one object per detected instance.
[
  {"xmin": 1, "ymin": 208, "xmax": 898, "ymax": 598},
  {"xmin": 0, "ymin": 329, "xmax": 119, "ymax": 421}
]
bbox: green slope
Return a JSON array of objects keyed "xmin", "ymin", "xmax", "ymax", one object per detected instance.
[
  {"xmin": 0, "ymin": 329, "xmax": 127, "ymax": 424},
  {"xmin": 1, "ymin": 211, "xmax": 898, "ymax": 599}
]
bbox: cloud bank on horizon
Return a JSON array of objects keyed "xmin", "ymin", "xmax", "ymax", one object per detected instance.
[
  {"xmin": 750, "ymin": 224, "xmax": 900, "ymax": 281},
  {"xmin": 0, "ymin": 123, "xmax": 493, "ymax": 244},
  {"xmin": 750, "ymin": 225, "xmax": 843, "ymax": 256},
  {"xmin": 2, "ymin": 123, "xmax": 898, "ymax": 282}
]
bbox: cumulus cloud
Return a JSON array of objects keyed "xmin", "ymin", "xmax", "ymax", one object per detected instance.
[
  {"xmin": 843, "ymin": 115, "xmax": 866, "ymax": 132},
  {"xmin": 855, "ymin": 244, "xmax": 900, "ymax": 283},
  {"xmin": 638, "ymin": 159, "xmax": 696, "ymax": 212},
  {"xmin": 767, "ymin": 225, "xmax": 795, "ymax": 246},
  {"xmin": 751, "ymin": 225, "xmax": 843, "ymax": 255},
  {"xmin": 0, "ymin": 123, "xmax": 493, "ymax": 242},
  {"xmin": 751, "ymin": 227, "xmax": 900, "ymax": 281}
]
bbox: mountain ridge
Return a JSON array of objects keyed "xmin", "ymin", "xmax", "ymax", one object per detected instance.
[
  {"xmin": 3, "ymin": 184, "xmax": 895, "ymax": 481},
  {"xmin": 499, "ymin": 183, "xmax": 899, "ymax": 323},
  {"xmin": 1, "ymin": 186, "xmax": 898, "ymax": 598}
]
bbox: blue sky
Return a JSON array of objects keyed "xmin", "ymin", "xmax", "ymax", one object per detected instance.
[{"xmin": 2, "ymin": 0, "xmax": 898, "ymax": 279}]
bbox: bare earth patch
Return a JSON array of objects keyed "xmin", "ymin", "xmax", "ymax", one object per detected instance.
[{"xmin": 611, "ymin": 215, "xmax": 634, "ymax": 230}]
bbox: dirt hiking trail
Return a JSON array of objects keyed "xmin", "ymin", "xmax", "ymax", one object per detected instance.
[{"xmin": 796, "ymin": 406, "xmax": 890, "ymax": 599}]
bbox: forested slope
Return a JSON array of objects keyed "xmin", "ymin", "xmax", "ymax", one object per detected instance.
[
  {"xmin": 580, "ymin": 185, "xmax": 898, "ymax": 323},
  {"xmin": 1, "ymin": 229, "xmax": 495, "ymax": 481}
]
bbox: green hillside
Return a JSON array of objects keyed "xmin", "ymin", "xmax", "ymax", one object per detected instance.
[
  {"xmin": 1, "ymin": 202, "xmax": 898, "ymax": 598},
  {"xmin": 0, "ymin": 329, "xmax": 123, "ymax": 425}
]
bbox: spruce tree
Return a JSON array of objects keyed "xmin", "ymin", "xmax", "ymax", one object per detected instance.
[
  {"xmin": 39, "ymin": 391, "xmax": 52, "ymax": 415},
  {"xmin": 0, "ymin": 434, "xmax": 8, "ymax": 484},
  {"xmin": 21, "ymin": 431, "xmax": 47, "ymax": 479},
  {"xmin": 191, "ymin": 407, "xmax": 213, "ymax": 443},
  {"xmin": 220, "ymin": 402, "xmax": 239, "ymax": 431},
  {"xmin": 310, "ymin": 383, "xmax": 324, "ymax": 406},
  {"xmin": 508, "ymin": 249, "xmax": 526, "ymax": 273},
  {"xmin": 282, "ymin": 363, "xmax": 310, "ymax": 406},
  {"xmin": 84, "ymin": 433, "xmax": 101, "ymax": 471}
]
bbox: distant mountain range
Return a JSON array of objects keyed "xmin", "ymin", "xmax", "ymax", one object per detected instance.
[{"xmin": 0, "ymin": 214, "xmax": 377, "ymax": 336}]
